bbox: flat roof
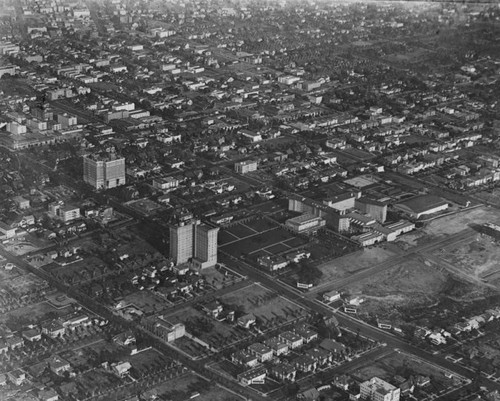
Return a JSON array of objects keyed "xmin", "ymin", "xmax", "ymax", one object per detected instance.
[{"xmin": 396, "ymin": 194, "xmax": 448, "ymax": 214}]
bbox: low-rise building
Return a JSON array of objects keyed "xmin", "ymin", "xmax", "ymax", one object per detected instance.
[
  {"xmin": 238, "ymin": 313, "xmax": 256, "ymax": 329},
  {"xmin": 235, "ymin": 159, "xmax": 258, "ymax": 174},
  {"xmin": 270, "ymin": 363, "xmax": 296, "ymax": 382},
  {"xmin": 285, "ymin": 213, "xmax": 326, "ymax": 234},
  {"xmin": 279, "ymin": 331, "xmax": 303, "ymax": 349},
  {"xmin": 237, "ymin": 366, "xmax": 267, "ymax": 386},
  {"xmin": 394, "ymin": 195, "xmax": 448, "ymax": 219},
  {"xmin": 359, "ymin": 377, "xmax": 400, "ymax": 401},
  {"xmin": 248, "ymin": 343, "xmax": 273, "ymax": 362},
  {"xmin": 232, "ymin": 350, "xmax": 259, "ymax": 368},
  {"xmin": 264, "ymin": 338, "xmax": 289, "ymax": 356},
  {"xmin": 323, "ymin": 290, "xmax": 341, "ymax": 303}
]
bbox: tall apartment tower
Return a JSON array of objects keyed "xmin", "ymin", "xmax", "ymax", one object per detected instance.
[
  {"xmin": 83, "ymin": 154, "xmax": 126, "ymax": 189},
  {"xmin": 169, "ymin": 211, "xmax": 219, "ymax": 269}
]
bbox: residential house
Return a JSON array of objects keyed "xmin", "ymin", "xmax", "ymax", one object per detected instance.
[
  {"xmin": 113, "ymin": 361, "xmax": 132, "ymax": 377},
  {"xmin": 8, "ymin": 369, "xmax": 26, "ymax": 385},
  {"xmin": 306, "ymin": 348, "xmax": 333, "ymax": 366},
  {"xmin": 41, "ymin": 320, "xmax": 65, "ymax": 338},
  {"xmin": 47, "ymin": 355, "xmax": 71, "ymax": 375},
  {"xmin": 248, "ymin": 343, "xmax": 273, "ymax": 362},
  {"xmin": 232, "ymin": 350, "xmax": 259, "ymax": 368},
  {"xmin": 293, "ymin": 355, "xmax": 317, "ymax": 372},
  {"xmin": 319, "ymin": 339, "xmax": 347, "ymax": 356},
  {"xmin": 294, "ymin": 326, "xmax": 318, "ymax": 344},
  {"xmin": 202, "ymin": 301, "xmax": 223, "ymax": 319},
  {"xmin": 297, "ymin": 387, "xmax": 321, "ymax": 401},
  {"xmin": 6, "ymin": 336, "xmax": 24, "ymax": 350},
  {"xmin": 323, "ymin": 290, "xmax": 341, "ymax": 303},
  {"xmin": 270, "ymin": 363, "xmax": 296, "ymax": 382},
  {"xmin": 238, "ymin": 313, "xmax": 256, "ymax": 329},
  {"xmin": 279, "ymin": 331, "xmax": 303, "ymax": 349},
  {"xmin": 38, "ymin": 389, "xmax": 59, "ymax": 401},
  {"xmin": 263, "ymin": 338, "xmax": 289, "ymax": 356}
]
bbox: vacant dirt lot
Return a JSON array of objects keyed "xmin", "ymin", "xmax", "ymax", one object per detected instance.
[
  {"xmin": 436, "ymin": 235, "xmax": 500, "ymax": 287},
  {"xmin": 318, "ymin": 246, "xmax": 397, "ymax": 280},
  {"xmin": 424, "ymin": 206, "xmax": 500, "ymax": 237}
]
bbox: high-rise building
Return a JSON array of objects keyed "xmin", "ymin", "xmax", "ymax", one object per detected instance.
[
  {"xmin": 83, "ymin": 154, "xmax": 126, "ymax": 189},
  {"xmin": 169, "ymin": 211, "xmax": 219, "ymax": 269}
]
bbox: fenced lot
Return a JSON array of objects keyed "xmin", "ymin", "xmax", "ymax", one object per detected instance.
[{"xmin": 220, "ymin": 225, "xmax": 302, "ymax": 258}]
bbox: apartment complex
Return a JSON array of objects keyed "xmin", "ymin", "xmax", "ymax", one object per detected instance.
[
  {"xmin": 360, "ymin": 377, "xmax": 400, "ymax": 401},
  {"xmin": 83, "ymin": 153, "xmax": 126, "ymax": 189},
  {"xmin": 169, "ymin": 211, "xmax": 219, "ymax": 269}
]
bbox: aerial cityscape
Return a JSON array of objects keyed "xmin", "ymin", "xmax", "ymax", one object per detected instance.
[{"xmin": 0, "ymin": 0, "xmax": 499, "ymax": 400}]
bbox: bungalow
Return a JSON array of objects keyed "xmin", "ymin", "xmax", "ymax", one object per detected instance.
[
  {"xmin": 202, "ymin": 301, "xmax": 223, "ymax": 318},
  {"xmin": 279, "ymin": 331, "xmax": 303, "ymax": 349},
  {"xmin": 113, "ymin": 331, "xmax": 136, "ymax": 347},
  {"xmin": 319, "ymin": 339, "xmax": 347, "ymax": 356},
  {"xmin": 232, "ymin": 350, "xmax": 258, "ymax": 368},
  {"xmin": 270, "ymin": 363, "xmax": 296, "ymax": 382},
  {"xmin": 293, "ymin": 355, "xmax": 317, "ymax": 372},
  {"xmin": 38, "ymin": 388, "xmax": 59, "ymax": 401},
  {"xmin": 113, "ymin": 361, "xmax": 132, "ymax": 377},
  {"xmin": 47, "ymin": 355, "xmax": 71, "ymax": 375},
  {"xmin": 415, "ymin": 375, "xmax": 431, "ymax": 387},
  {"xmin": 237, "ymin": 366, "xmax": 267, "ymax": 386},
  {"xmin": 323, "ymin": 290, "xmax": 341, "ymax": 303},
  {"xmin": 248, "ymin": 343, "xmax": 273, "ymax": 362},
  {"xmin": 264, "ymin": 338, "xmax": 289, "ymax": 356},
  {"xmin": 297, "ymin": 388, "xmax": 321, "ymax": 401},
  {"xmin": 238, "ymin": 313, "xmax": 256, "ymax": 329}
]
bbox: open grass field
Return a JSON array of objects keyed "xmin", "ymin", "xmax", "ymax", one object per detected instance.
[
  {"xmin": 143, "ymin": 372, "xmax": 244, "ymax": 401},
  {"xmin": 226, "ymin": 224, "xmax": 256, "ymax": 239},
  {"xmin": 220, "ymin": 283, "xmax": 306, "ymax": 323},
  {"xmin": 221, "ymin": 227, "xmax": 298, "ymax": 258},
  {"xmin": 120, "ymin": 290, "xmax": 168, "ymax": 315},
  {"xmin": 0, "ymin": 301, "xmax": 73, "ymax": 329},
  {"xmin": 74, "ymin": 369, "xmax": 122, "ymax": 394},
  {"xmin": 43, "ymin": 256, "xmax": 107, "ymax": 285},
  {"xmin": 218, "ymin": 230, "xmax": 239, "ymax": 245},
  {"xmin": 4, "ymin": 272, "xmax": 48, "ymax": 296},
  {"xmin": 127, "ymin": 347, "xmax": 171, "ymax": 371}
]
